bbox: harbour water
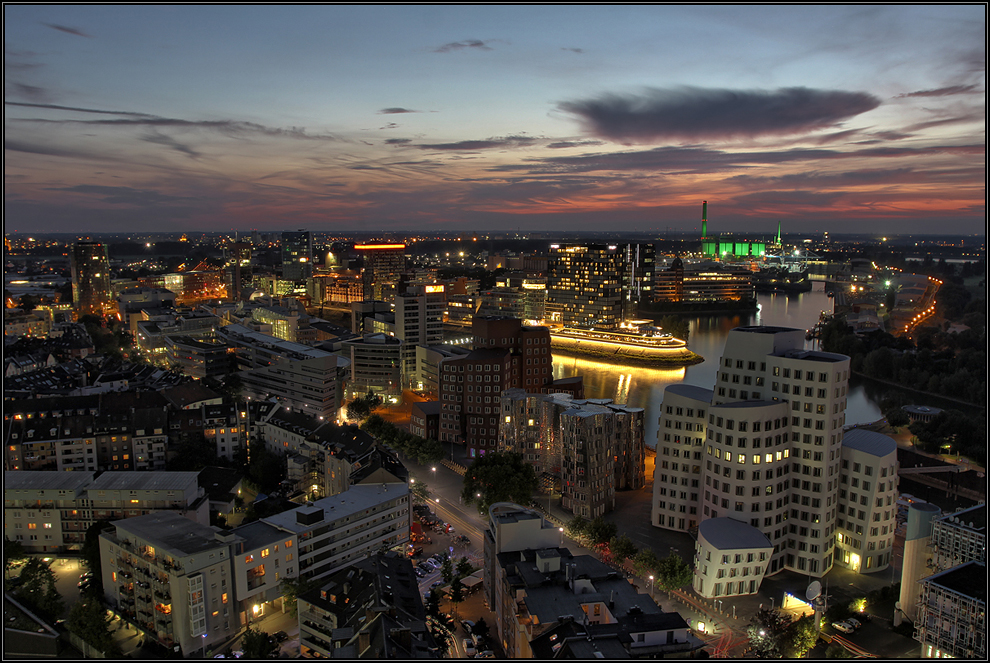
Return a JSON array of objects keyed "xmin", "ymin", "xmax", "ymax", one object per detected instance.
[{"xmin": 552, "ymin": 282, "xmax": 884, "ymax": 448}]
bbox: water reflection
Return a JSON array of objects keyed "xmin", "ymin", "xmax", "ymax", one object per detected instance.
[{"xmin": 550, "ymin": 283, "xmax": 890, "ymax": 447}]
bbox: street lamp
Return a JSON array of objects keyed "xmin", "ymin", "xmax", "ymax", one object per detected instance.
[
  {"xmin": 559, "ymin": 527, "xmax": 564, "ymax": 547},
  {"xmin": 769, "ymin": 596, "xmax": 775, "ymax": 610},
  {"xmin": 648, "ymin": 575, "xmax": 654, "ymax": 599}
]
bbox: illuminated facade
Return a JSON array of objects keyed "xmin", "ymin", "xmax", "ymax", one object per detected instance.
[
  {"xmin": 395, "ymin": 284, "xmax": 445, "ymax": 383},
  {"xmin": 547, "ymin": 244, "xmax": 623, "ymax": 329},
  {"xmin": 70, "ymin": 241, "xmax": 113, "ymax": 317},
  {"xmin": 356, "ymin": 243, "xmax": 406, "ymax": 303},
  {"xmin": 224, "ymin": 241, "xmax": 253, "ymax": 300},
  {"xmin": 654, "ymin": 259, "xmax": 755, "ymax": 304},
  {"xmin": 281, "ymin": 230, "xmax": 313, "ymax": 281},
  {"xmin": 654, "ymin": 326, "xmax": 855, "ymax": 595}
]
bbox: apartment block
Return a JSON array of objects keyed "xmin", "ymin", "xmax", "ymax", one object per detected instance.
[
  {"xmin": 99, "ymin": 512, "xmax": 238, "ymax": 657},
  {"xmin": 547, "ymin": 244, "xmax": 624, "ymax": 329},
  {"xmin": 5, "ymin": 471, "xmax": 209, "ymax": 553}
]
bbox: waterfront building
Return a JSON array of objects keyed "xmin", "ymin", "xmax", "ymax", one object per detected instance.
[
  {"xmin": 622, "ymin": 242, "xmax": 656, "ymax": 317},
  {"xmin": 282, "ymin": 230, "xmax": 314, "ymax": 281},
  {"xmin": 653, "ymin": 326, "xmax": 856, "ymax": 592},
  {"xmin": 414, "ymin": 344, "xmax": 470, "ymax": 396},
  {"xmin": 99, "ymin": 512, "xmax": 238, "ymax": 657},
  {"xmin": 654, "ymin": 258, "xmax": 755, "ymax": 304},
  {"xmin": 356, "ymin": 243, "xmax": 406, "ymax": 303},
  {"xmin": 547, "ymin": 244, "xmax": 624, "ymax": 329},
  {"xmin": 70, "ymin": 241, "xmax": 113, "ymax": 317},
  {"xmin": 297, "ymin": 552, "xmax": 436, "ymax": 659},
  {"xmin": 915, "ymin": 561, "xmax": 986, "ymax": 659}
]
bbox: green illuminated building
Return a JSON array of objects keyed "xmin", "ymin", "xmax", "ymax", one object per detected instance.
[{"xmin": 698, "ymin": 200, "xmax": 771, "ymax": 258}]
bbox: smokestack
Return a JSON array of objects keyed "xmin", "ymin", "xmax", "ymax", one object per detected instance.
[{"xmin": 701, "ymin": 201, "xmax": 708, "ymax": 239}]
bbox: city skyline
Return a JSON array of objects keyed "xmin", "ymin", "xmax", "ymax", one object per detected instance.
[{"xmin": 4, "ymin": 5, "xmax": 986, "ymax": 235}]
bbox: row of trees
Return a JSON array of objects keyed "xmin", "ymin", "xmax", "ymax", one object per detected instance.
[
  {"xmin": 564, "ymin": 516, "xmax": 694, "ymax": 593},
  {"xmin": 361, "ymin": 414, "xmax": 445, "ymax": 465},
  {"xmin": 746, "ymin": 608, "xmax": 819, "ymax": 658},
  {"xmin": 460, "ymin": 451, "xmax": 539, "ymax": 515}
]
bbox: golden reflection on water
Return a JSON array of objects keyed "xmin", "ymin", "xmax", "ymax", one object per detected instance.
[{"xmin": 552, "ymin": 353, "xmax": 685, "ymax": 404}]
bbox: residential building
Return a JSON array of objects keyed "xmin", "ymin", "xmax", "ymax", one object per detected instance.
[
  {"xmin": 70, "ymin": 241, "xmax": 113, "ymax": 317},
  {"xmin": 4, "ymin": 471, "xmax": 210, "ymax": 553},
  {"xmin": 297, "ymin": 551, "xmax": 436, "ymax": 658},
  {"xmin": 3, "ymin": 309, "xmax": 51, "ymax": 338},
  {"xmin": 230, "ymin": 521, "xmax": 299, "ymax": 625},
  {"xmin": 99, "ymin": 512, "xmax": 238, "ymax": 657},
  {"xmin": 409, "ymin": 400, "xmax": 440, "ymax": 441},
  {"xmin": 282, "ymin": 230, "xmax": 314, "ymax": 281}
]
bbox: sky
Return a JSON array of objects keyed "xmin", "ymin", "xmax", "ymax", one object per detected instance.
[{"xmin": 4, "ymin": 5, "xmax": 986, "ymax": 236}]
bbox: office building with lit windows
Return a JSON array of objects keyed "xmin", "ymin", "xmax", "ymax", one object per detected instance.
[
  {"xmin": 653, "ymin": 326, "xmax": 867, "ymax": 596},
  {"xmin": 70, "ymin": 241, "xmax": 114, "ymax": 317},
  {"xmin": 915, "ymin": 561, "xmax": 986, "ymax": 659},
  {"xmin": 281, "ymin": 230, "xmax": 314, "ymax": 281},
  {"xmin": 355, "ymin": 243, "xmax": 406, "ymax": 302}
]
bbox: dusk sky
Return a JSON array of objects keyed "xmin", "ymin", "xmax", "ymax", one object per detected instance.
[{"xmin": 4, "ymin": 5, "xmax": 986, "ymax": 236}]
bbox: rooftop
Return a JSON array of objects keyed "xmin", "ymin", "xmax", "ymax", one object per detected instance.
[
  {"xmin": 841, "ymin": 429, "xmax": 898, "ymax": 458},
  {"xmin": 699, "ymin": 517, "xmax": 773, "ymax": 550},
  {"xmin": 4, "ymin": 470, "xmax": 94, "ymax": 492},
  {"xmin": 88, "ymin": 471, "xmax": 200, "ymax": 492},
  {"xmin": 112, "ymin": 511, "xmax": 227, "ymax": 557},
  {"xmin": 262, "ymin": 482, "xmax": 409, "ymax": 534},
  {"xmin": 664, "ymin": 383, "xmax": 714, "ymax": 403},
  {"xmin": 938, "ymin": 504, "xmax": 986, "ymax": 534},
  {"xmin": 922, "ymin": 561, "xmax": 987, "ymax": 602}
]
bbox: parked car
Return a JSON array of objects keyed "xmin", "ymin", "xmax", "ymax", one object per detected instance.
[
  {"xmin": 845, "ymin": 617, "xmax": 862, "ymax": 630},
  {"xmin": 430, "ymin": 581, "xmax": 443, "ymax": 590},
  {"xmin": 475, "ymin": 652, "xmax": 495, "ymax": 659},
  {"xmin": 463, "ymin": 639, "xmax": 477, "ymax": 657},
  {"xmin": 415, "ymin": 567, "xmax": 427, "ymax": 578},
  {"xmin": 273, "ymin": 631, "xmax": 288, "ymax": 643},
  {"xmin": 461, "ymin": 620, "xmax": 476, "ymax": 634},
  {"xmin": 831, "ymin": 621, "xmax": 855, "ymax": 634}
]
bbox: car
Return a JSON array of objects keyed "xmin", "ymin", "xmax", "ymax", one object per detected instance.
[
  {"xmin": 78, "ymin": 580, "xmax": 91, "ymax": 589},
  {"xmin": 475, "ymin": 652, "xmax": 495, "ymax": 659},
  {"xmin": 430, "ymin": 581, "xmax": 443, "ymax": 589},
  {"xmin": 80, "ymin": 572, "xmax": 93, "ymax": 580},
  {"xmin": 831, "ymin": 621, "xmax": 855, "ymax": 634},
  {"xmin": 461, "ymin": 619, "xmax": 476, "ymax": 634},
  {"xmin": 272, "ymin": 631, "xmax": 288, "ymax": 643},
  {"xmin": 845, "ymin": 617, "xmax": 862, "ymax": 629},
  {"xmin": 463, "ymin": 639, "xmax": 477, "ymax": 657},
  {"xmin": 415, "ymin": 567, "xmax": 427, "ymax": 578},
  {"xmin": 445, "ymin": 523, "xmax": 455, "ymax": 533}
]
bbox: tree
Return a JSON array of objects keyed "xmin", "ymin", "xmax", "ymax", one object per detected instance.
[
  {"xmin": 780, "ymin": 613, "xmax": 819, "ymax": 658},
  {"xmin": 746, "ymin": 607, "xmax": 792, "ymax": 658},
  {"xmin": 455, "ymin": 556, "xmax": 473, "ymax": 579},
  {"xmin": 411, "ymin": 480, "xmax": 430, "ymax": 503},
  {"xmin": 565, "ymin": 515, "xmax": 588, "ymax": 540},
  {"xmin": 654, "ymin": 553, "xmax": 693, "ymax": 593},
  {"xmin": 4, "ymin": 537, "xmax": 27, "ymax": 578},
  {"xmin": 81, "ymin": 520, "xmax": 112, "ymax": 597},
  {"xmin": 441, "ymin": 557, "xmax": 454, "ymax": 584},
  {"xmin": 610, "ymin": 535, "xmax": 638, "ymax": 562},
  {"xmin": 461, "ymin": 451, "xmax": 539, "ymax": 515},
  {"xmin": 67, "ymin": 597, "xmax": 122, "ymax": 657},
  {"xmin": 346, "ymin": 398, "xmax": 372, "ymax": 421},
  {"xmin": 449, "ymin": 576, "xmax": 465, "ymax": 619},
  {"xmin": 585, "ymin": 517, "xmax": 618, "ymax": 547},
  {"xmin": 242, "ymin": 626, "xmax": 279, "ymax": 660},
  {"xmin": 472, "ymin": 617, "xmax": 490, "ymax": 641},
  {"xmin": 632, "ymin": 549, "xmax": 661, "ymax": 577},
  {"xmin": 280, "ymin": 575, "xmax": 319, "ymax": 618},
  {"xmin": 14, "ymin": 558, "xmax": 64, "ymax": 622}
]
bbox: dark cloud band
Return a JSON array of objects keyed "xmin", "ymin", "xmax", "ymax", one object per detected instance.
[{"xmin": 559, "ymin": 86, "xmax": 881, "ymax": 142}]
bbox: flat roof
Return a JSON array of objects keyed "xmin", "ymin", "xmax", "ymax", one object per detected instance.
[
  {"xmin": 88, "ymin": 471, "xmax": 200, "ymax": 492},
  {"xmin": 938, "ymin": 504, "xmax": 986, "ymax": 533},
  {"xmin": 4, "ymin": 470, "xmax": 94, "ymax": 492},
  {"xmin": 699, "ymin": 517, "xmax": 773, "ymax": 550},
  {"xmin": 841, "ymin": 429, "xmax": 897, "ymax": 458},
  {"xmin": 113, "ymin": 511, "xmax": 226, "ymax": 557},
  {"xmin": 922, "ymin": 561, "xmax": 986, "ymax": 602},
  {"xmin": 262, "ymin": 482, "xmax": 409, "ymax": 534},
  {"xmin": 231, "ymin": 521, "xmax": 284, "ymax": 552}
]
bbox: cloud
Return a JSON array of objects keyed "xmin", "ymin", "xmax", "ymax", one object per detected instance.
[
  {"xmin": 896, "ymin": 84, "xmax": 980, "ymax": 98},
  {"xmin": 385, "ymin": 138, "xmax": 412, "ymax": 145},
  {"xmin": 434, "ymin": 39, "xmax": 493, "ymax": 53},
  {"xmin": 5, "ymin": 101, "xmax": 155, "ymax": 117},
  {"xmin": 140, "ymin": 131, "xmax": 201, "ymax": 159},
  {"xmin": 562, "ymin": 47, "xmax": 583, "ymax": 54},
  {"xmin": 546, "ymin": 140, "xmax": 604, "ymax": 149},
  {"xmin": 417, "ymin": 135, "xmax": 539, "ymax": 151},
  {"xmin": 44, "ymin": 184, "xmax": 195, "ymax": 206},
  {"xmin": 43, "ymin": 23, "xmax": 92, "ymax": 38},
  {"xmin": 379, "ymin": 107, "xmax": 421, "ymax": 114},
  {"xmin": 558, "ymin": 86, "xmax": 882, "ymax": 142},
  {"xmin": 379, "ymin": 122, "xmax": 399, "ymax": 130},
  {"xmin": 6, "ymin": 83, "xmax": 52, "ymax": 102}
]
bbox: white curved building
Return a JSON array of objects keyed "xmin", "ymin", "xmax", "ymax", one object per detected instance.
[{"xmin": 694, "ymin": 517, "xmax": 773, "ymax": 599}]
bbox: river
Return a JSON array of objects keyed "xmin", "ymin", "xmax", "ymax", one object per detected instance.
[{"xmin": 552, "ymin": 282, "xmax": 885, "ymax": 448}]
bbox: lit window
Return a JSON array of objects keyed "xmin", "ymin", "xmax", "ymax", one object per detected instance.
[
  {"xmin": 261, "ymin": 549, "xmax": 270, "ymax": 558},
  {"xmin": 245, "ymin": 555, "xmax": 254, "ymax": 563}
]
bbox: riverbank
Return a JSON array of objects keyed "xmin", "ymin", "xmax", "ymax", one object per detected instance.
[
  {"xmin": 851, "ymin": 371, "xmax": 986, "ymax": 410},
  {"xmin": 637, "ymin": 301, "xmax": 758, "ymax": 316}
]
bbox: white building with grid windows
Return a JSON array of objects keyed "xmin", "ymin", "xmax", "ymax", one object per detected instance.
[{"xmin": 653, "ymin": 326, "xmax": 873, "ymax": 597}]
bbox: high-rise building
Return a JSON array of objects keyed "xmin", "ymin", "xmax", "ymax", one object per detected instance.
[
  {"xmin": 394, "ymin": 284, "xmax": 446, "ymax": 384},
  {"xmin": 622, "ymin": 242, "xmax": 655, "ymax": 317},
  {"xmin": 653, "ymin": 326, "xmax": 882, "ymax": 594},
  {"xmin": 355, "ymin": 243, "xmax": 406, "ymax": 302},
  {"xmin": 281, "ymin": 230, "xmax": 313, "ymax": 281},
  {"xmin": 224, "ymin": 240, "xmax": 252, "ymax": 300},
  {"xmin": 547, "ymin": 244, "xmax": 624, "ymax": 329},
  {"xmin": 70, "ymin": 241, "xmax": 113, "ymax": 317}
]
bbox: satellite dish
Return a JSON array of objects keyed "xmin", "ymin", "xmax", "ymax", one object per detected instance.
[{"xmin": 806, "ymin": 580, "xmax": 822, "ymax": 602}]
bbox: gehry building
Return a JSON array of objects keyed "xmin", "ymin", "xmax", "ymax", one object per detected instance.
[{"xmin": 653, "ymin": 326, "xmax": 899, "ymax": 597}]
